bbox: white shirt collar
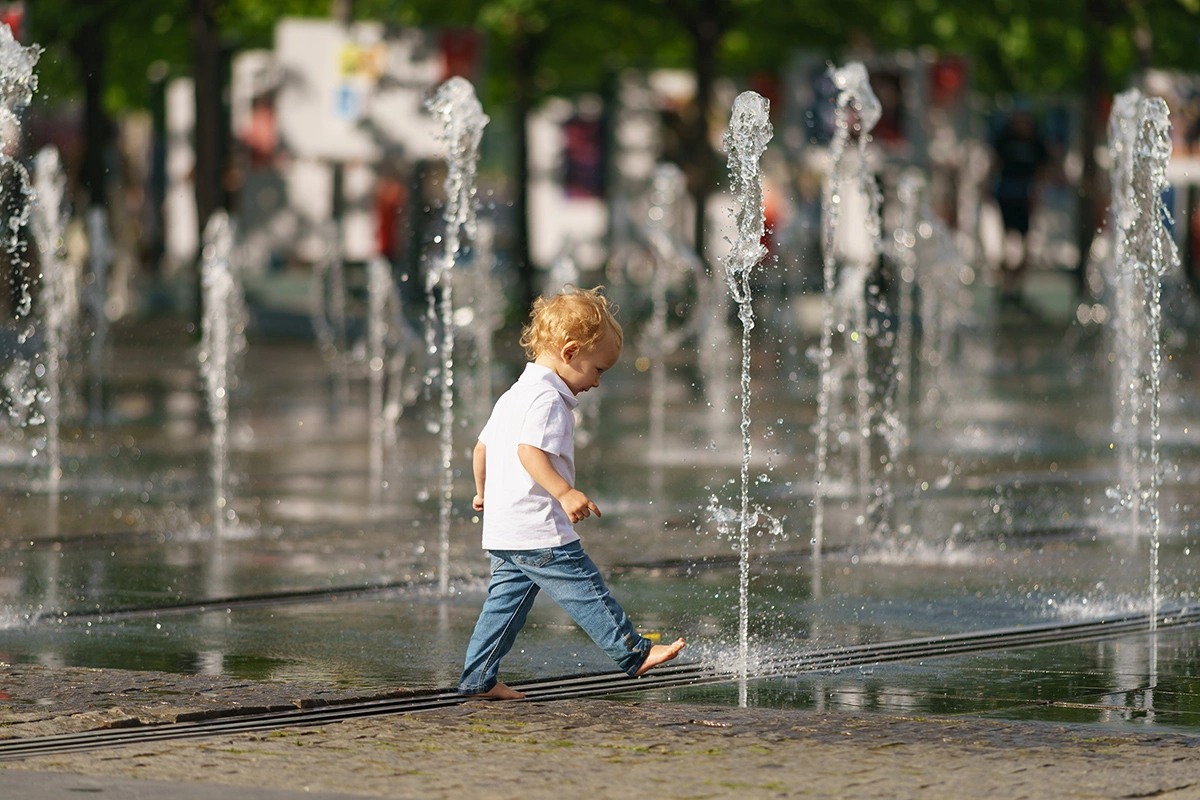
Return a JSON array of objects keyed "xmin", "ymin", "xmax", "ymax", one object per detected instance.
[{"xmin": 520, "ymin": 362, "xmax": 579, "ymax": 408}]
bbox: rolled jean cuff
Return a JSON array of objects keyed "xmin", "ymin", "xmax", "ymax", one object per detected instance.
[
  {"xmin": 457, "ymin": 680, "xmax": 494, "ymax": 696},
  {"xmin": 622, "ymin": 636, "xmax": 654, "ymax": 677}
]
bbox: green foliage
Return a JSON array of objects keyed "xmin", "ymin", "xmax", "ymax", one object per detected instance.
[
  {"xmin": 104, "ymin": 2, "xmax": 192, "ymax": 110},
  {"xmin": 858, "ymin": 0, "xmax": 1200, "ymax": 94},
  {"xmin": 22, "ymin": 0, "xmax": 1200, "ymax": 115},
  {"xmin": 29, "ymin": 0, "xmax": 191, "ymax": 112},
  {"xmin": 216, "ymin": 0, "xmax": 332, "ymax": 48}
]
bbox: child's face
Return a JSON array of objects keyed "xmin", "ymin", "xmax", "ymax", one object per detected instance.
[{"xmin": 556, "ymin": 330, "xmax": 621, "ymax": 396}]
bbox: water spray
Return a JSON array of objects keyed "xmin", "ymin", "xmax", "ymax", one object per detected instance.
[
  {"xmin": 31, "ymin": 146, "xmax": 77, "ymax": 532},
  {"xmin": 199, "ymin": 211, "xmax": 248, "ymax": 539},
  {"xmin": 814, "ymin": 62, "xmax": 882, "ymax": 571},
  {"xmin": 425, "ymin": 76, "xmax": 488, "ymax": 596},
  {"xmin": 0, "ymin": 24, "xmax": 40, "ymax": 430},
  {"xmin": 717, "ymin": 90, "xmax": 776, "ymax": 704},
  {"xmin": 1126, "ymin": 97, "xmax": 1175, "ymax": 631}
]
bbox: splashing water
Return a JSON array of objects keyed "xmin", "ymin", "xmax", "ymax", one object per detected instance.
[
  {"xmin": 640, "ymin": 164, "xmax": 703, "ymax": 461},
  {"xmin": 814, "ymin": 62, "xmax": 883, "ymax": 570},
  {"xmin": 425, "ymin": 76, "xmax": 488, "ymax": 596},
  {"xmin": 719, "ymin": 90, "xmax": 777, "ymax": 704},
  {"xmin": 916, "ymin": 215, "xmax": 971, "ymax": 412},
  {"xmin": 893, "ymin": 170, "xmax": 923, "ymax": 433},
  {"xmin": 0, "ymin": 23, "xmax": 38, "ymax": 110},
  {"xmin": 366, "ymin": 256, "xmax": 420, "ymax": 507},
  {"xmin": 199, "ymin": 211, "xmax": 248, "ymax": 539},
  {"xmin": 309, "ymin": 221, "xmax": 351, "ymax": 410},
  {"xmin": 457, "ymin": 217, "xmax": 504, "ymax": 430},
  {"xmin": 1104, "ymin": 88, "xmax": 1146, "ymax": 531},
  {"xmin": 0, "ymin": 25, "xmax": 40, "ymax": 428},
  {"xmin": 85, "ymin": 207, "xmax": 112, "ymax": 424},
  {"xmin": 367, "ymin": 257, "xmax": 395, "ymax": 507},
  {"xmin": 545, "ymin": 244, "xmax": 580, "ymax": 295},
  {"xmin": 31, "ymin": 146, "xmax": 78, "ymax": 528},
  {"xmin": 1123, "ymin": 97, "xmax": 1175, "ymax": 631}
]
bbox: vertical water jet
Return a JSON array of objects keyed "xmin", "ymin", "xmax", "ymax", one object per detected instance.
[
  {"xmin": 309, "ymin": 222, "xmax": 351, "ymax": 412},
  {"xmin": 1104, "ymin": 88, "xmax": 1145, "ymax": 533},
  {"xmin": 0, "ymin": 24, "xmax": 41, "ymax": 432},
  {"xmin": 31, "ymin": 146, "xmax": 77, "ymax": 532},
  {"xmin": 425, "ymin": 77, "xmax": 488, "ymax": 596},
  {"xmin": 1126, "ymin": 97, "xmax": 1175, "ymax": 631},
  {"xmin": 720, "ymin": 90, "xmax": 772, "ymax": 704},
  {"xmin": 366, "ymin": 255, "xmax": 419, "ymax": 508},
  {"xmin": 199, "ymin": 211, "xmax": 247, "ymax": 538},
  {"xmin": 367, "ymin": 256, "xmax": 393, "ymax": 507},
  {"xmin": 893, "ymin": 170, "xmax": 922, "ymax": 448},
  {"xmin": 86, "ymin": 208, "xmax": 112, "ymax": 424},
  {"xmin": 813, "ymin": 62, "xmax": 881, "ymax": 568}
]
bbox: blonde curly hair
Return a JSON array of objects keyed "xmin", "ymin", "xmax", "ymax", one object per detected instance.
[{"xmin": 520, "ymin": 285, "xmax": 623, "ymax": 361}]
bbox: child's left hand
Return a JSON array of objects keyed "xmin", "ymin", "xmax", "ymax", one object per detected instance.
[
  {"xmin": 558, "ymin": 489, "xmax": 601, "ymax": 524},
  {"xmin": 472, "ymin": 494, "xmax": 484, "ymax": 511}
]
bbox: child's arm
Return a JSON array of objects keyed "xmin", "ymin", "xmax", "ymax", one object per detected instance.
[
  {"xmin": 472, "ymin": 441, "xmax": 486, "ymax": 511},
  {"xmin": 517, "ymin": 444, "xmax": 601, "ymax": 523}
]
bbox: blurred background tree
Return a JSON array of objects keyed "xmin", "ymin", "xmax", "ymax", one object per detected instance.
[{"xmin": 25, "ymin": 0, "xmax": 1200, "ymax": 300}]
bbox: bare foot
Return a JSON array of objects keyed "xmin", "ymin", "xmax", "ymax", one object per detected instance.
[
  {"xmin": 634, "ymin": 638, "xmax": 686, "ymax": 677},
  {"xmin": 466, "ymin": 682, "xmax": 525, "ymax": 701}
]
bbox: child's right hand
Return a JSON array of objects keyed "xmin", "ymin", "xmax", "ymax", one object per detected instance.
[
  {"xmin": 558, "ymin": 489, "xmax": 601, "ymax": 524},
  {"xmin": 472, "ymin": 494, "xmax": 484, "ymax": 512}
]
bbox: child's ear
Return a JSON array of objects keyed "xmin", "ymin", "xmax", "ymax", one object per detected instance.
[{"xmin": 560, "ymin": 341, "xmax": 580, "ymax": 363}]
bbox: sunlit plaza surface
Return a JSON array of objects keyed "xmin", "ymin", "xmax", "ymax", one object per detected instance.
[{"xmin": 0, "ymin": 282, "xmax": 1197, "ymax": 732}]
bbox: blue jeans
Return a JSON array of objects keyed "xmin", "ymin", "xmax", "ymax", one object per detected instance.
[{"xmin": 458, "ymin": 541, "xmax": 651, "ymax": 694}]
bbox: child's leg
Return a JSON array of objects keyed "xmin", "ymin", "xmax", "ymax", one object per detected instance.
[
  {"xmin": 458, "ymin": 552, "xmax": 540, "ymax": 695},
  {"xmin": 519, "ymin": 542, "xmax": 652, "ymax": 676}
]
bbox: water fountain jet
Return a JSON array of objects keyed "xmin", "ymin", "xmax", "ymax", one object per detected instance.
[
  {"xmin": 637, "ymin": 164, "xmax": 704, "ymax": 465},
  {"xmin": 715, "ymin": 90, "xmax": 778, "ymax": 704},
  {"xmin": 0, "ymin": 24, "xmax": 40, "ymax": 432},
  {"xmin": 1104, "ymin": 88, "xmax": 1147, "ymax": 534},
  {"xmin": 31, "ymin": 146, "xmax": 78, "ymax": 533},
  {"xmin": 456, "ymin": 217, "xmax": 504, "ymax": 431},
  {"xmin": 85, "ymin": 208, "xmax": 112, "ymax": 424},
  {"xmin": 892, "ymin": 170, "xmax": 922, "ymax": 433},
  {"xmin": 425, "ymin": 76, "xmax": 488, "ymax": 596},
  {"xmin": 813, "ymin": 62, "xmax": 882, "ymax": 569},
  {"xmin": 366, "ymin": 255, "xmax": 420, "ymax": 508},
  {"xmin": 1126, "ymin": 97, "xmax": 1175, "ymax": 631},
  {"xmin": 309, "ymin": 221, "xmax": 351, "ymax": 412},
  {"xmin": 198, "ymin": 211, "xmax": 248, "ymax": 539}
]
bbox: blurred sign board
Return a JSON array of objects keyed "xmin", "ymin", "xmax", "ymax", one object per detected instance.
[{"xmin": 275, "ymin": 19, "xmax": 481, "ymax": 163}]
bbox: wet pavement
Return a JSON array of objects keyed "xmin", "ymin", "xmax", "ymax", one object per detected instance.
[
  {"xmin": 0, "ymin": 305, "xmax": 1198, "ymax": 795},
  {"xmin": 0, "ymin": 303, "xmax": 1195, "ymax": 734},
  {"xmin": 2, "ymin": 680, "xmax": 1199, "ymax": 799}
]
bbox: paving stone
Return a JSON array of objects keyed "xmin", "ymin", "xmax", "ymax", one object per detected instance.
[{"xmin": 2, "ymin": 664, "xmax": 1199, "ymax": 798}]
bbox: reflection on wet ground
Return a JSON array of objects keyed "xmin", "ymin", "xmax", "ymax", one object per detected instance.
[
  {"xmin": 633, "ymin": 625, "xmax": 1200, "ymax": 732},
  {"xmin": 0, "ymin": 314, "xmax": 1197, "ymax": 730}
]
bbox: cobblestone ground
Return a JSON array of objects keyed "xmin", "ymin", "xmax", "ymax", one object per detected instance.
[
  {"xmin": 2, "ymin": 664, "xmax": 1200, "ymax": 798},
  {"xmin": 0, "ymin": 663, "xmax": 416, "ymax": 738}
]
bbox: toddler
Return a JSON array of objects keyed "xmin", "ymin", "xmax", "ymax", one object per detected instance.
[{"xmin": 458, "ymin": 286, "xmax": 686, "ymax": 700}]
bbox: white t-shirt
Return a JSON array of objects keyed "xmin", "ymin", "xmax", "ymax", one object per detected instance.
[{"xmin": 477, "ymin": 362, "xmax": 580, "ymax": 550}]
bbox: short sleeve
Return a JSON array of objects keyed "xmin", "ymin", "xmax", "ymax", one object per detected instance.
[
  {"xmin": 478, "ymin": 413, "xmax": 496, "ymax": 447},
  {"xmin": 518, "ymin": 391, "xmax": 573, "ymax": 456}
]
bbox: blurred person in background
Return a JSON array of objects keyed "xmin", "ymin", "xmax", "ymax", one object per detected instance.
[{"xmin": 989, "ymin": 105, "xmax": 1049, "ymax": 312}]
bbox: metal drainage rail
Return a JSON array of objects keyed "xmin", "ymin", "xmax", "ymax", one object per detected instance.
[
  {"xmin": 49, "ymin": 582, "xmax": 415, "ymax": 623},
  {"xmin": 0, "ymin": 604, "xmax": 1195, "ymax": 761}
]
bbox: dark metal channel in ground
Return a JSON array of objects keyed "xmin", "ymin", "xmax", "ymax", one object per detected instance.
[
  {"xmin": 47, "ymin": 581, "xmax": 416, "ymax": 622},
  {"xmin": 0, "ymin": 605, "xmax": 1195, "ymax": 761}
]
